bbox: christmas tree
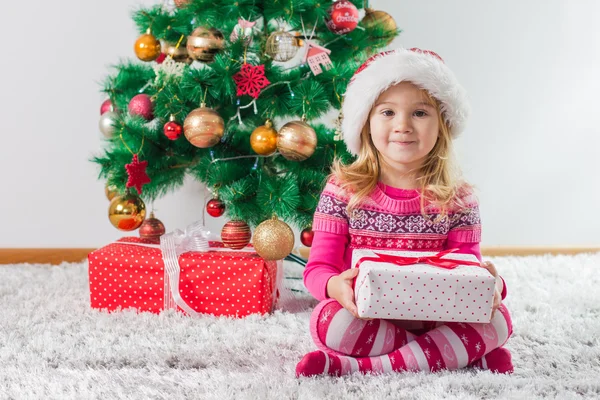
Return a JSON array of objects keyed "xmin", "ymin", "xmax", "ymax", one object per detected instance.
[{"xmin": 94, "ymin": 0, "xmax": 399, "ymax": 257}]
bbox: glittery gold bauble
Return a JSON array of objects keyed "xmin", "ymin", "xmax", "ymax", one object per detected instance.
[
  {"xmin": 139, "ymin": 211, "xmax": 166, "ymax": 241},
  {"xmin": 105, "ymin": 184, "xmax": 118, "ymax": 201},
  {"xmin": 186, "ymin": 27, "xmax": 224, "ymax": 62},
  {"xmin": 250, "ymin": 119, "xmax": 278, "ymax": 155},
  {"xmin": 160, "ymin": 40, "xmax": 190, "ymax": 63},
  {"xmin": 277, "ymin": 120, "xmax": 317, "ymax": 161},
  {"xmin": 108, "ymin": 192, "xmax": 146, "ymax": 231},
  {"xmin": 253, "ymin": 216, "xmax": 294, "ymax": 260},
  {"xmin": 221, "ymin": 220, "xmax": 252, "ymax": 250},
  {"xmin": 265, "ymin": 31, "xmax": 299, "ymax": 62},
  {"xmin": 362, "ymin": 8, "xmax": 397, "ymax": 45},
  {"xmin": 134, "ymin": 30, "xmax": 162, "ymax": 62},
  {"xmin": 183, "ymin": 105, "xmax": 225, "ymax": 148}
]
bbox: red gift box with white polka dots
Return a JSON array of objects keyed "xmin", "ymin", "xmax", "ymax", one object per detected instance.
[{"xmin": 88, "ymin": 237, "xmax": 279, "ymax": 317}]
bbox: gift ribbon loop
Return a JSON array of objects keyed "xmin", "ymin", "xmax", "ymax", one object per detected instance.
[
  {"xmin": 160, "ymin": 221, "xmax": 211, "ymax": 315},
  {"xmin": 355, "ymin": 248, "xmax": 481, "ymax": 270}
]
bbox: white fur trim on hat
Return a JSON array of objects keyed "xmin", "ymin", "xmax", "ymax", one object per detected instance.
[{"xmin": 341, "ymin": 48, "xmax": 470, "ymax": 156}]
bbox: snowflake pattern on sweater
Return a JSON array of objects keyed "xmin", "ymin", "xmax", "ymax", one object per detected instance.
[{"xmin": 313, "ymin": 179, "xmax": 481, "ymax": 251}]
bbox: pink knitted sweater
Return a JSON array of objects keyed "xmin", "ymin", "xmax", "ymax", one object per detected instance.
[{"xmin": 303, "ymin": 178, "xmax": 506, "ymax": 301}]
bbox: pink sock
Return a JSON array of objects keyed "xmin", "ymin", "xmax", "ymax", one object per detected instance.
[
  {"xmin": 297, "ymin": 304, "xmax": 513, "ymax": 377},
  {"xmin": 310, "ymin": 299, "xmax": 416, "ymax": 357},
  {"xmin": 470, "ymin": 347, "xmax": 513, "ymax": 374}
]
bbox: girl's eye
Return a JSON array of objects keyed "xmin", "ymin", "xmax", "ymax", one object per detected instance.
[
  {"xmin": 381, "ymin": 110, "xmax": 395, "ymax": 117},
  {"xmin": 414, "ymin": 110, "xmax": 428, "ymax": 117}
]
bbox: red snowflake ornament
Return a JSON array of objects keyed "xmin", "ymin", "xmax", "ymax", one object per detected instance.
[
  {"xmin": 233, "ymin": 64, "xmax": 270, "ymax": 98},
  {"xmin": 125, "ymin": 154, "xmax": 151, "ymax": 195}
]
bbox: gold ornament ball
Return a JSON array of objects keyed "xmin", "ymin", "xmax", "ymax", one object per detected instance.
[
  {"xmin": 105, "ymin": 184, "xmax": 118, "ymax": 201},
  {"xmin": 186, "ymin": 27, "xmax": 224, "ymax": 62},
  {"xmin": 183, "ymin": 105, "xmax": 225, "ymax": 148},
  {"xmin": 108, "ymin": 193, "xmax": 147, "ymax": 231},
  {"xmin": 221, "ymin": 220, "xmax": 252, "ymax": 250},
  {"xmin": 362, "ymin": 8, "xmax": 397, "ymax": 45},
  {"xmin": 134, "ymin": 32, "xmax": 162, "ymax": 62},
  {"xmin": 139, "ymin": 211, "xmax": 166, "ymax": 241},
  {"xmin": 161, "ymin": 40, "xmax": 191, "ymax": 63},
  {"xmin": 253, "ymin": 217, "xmax": 295, "ymax": 261},
  {"xmin": 277, "ymin": 120, "xmax": 317, "ymax": 161},
  {"xmin": 174, "ymin": 0, "xmax": 189, "ymax": 7},
  {"xmin": 265, "ymin": 31, "xmax": 299, "ymax": 62},
  {"xmin": 250, "ymin": 120, "xmax": 278, "ymax": 155}
]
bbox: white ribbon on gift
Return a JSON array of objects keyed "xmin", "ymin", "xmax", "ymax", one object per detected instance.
[
  {"xmin": 112, "ymin": 220, "xmax": 286, "ymax": 316},
  {"xmin": 160, "ymin": 220, "xmax": 211, "ymax": 315}
]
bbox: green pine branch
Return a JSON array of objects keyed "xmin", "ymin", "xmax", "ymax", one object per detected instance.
[{"xmin": 94, "ymin": 0, "xmax": 400, "ymax": 230}]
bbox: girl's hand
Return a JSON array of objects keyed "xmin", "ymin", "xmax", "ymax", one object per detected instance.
[
  {"xmin": 481, "ymin": 260, "xmax": 502, "ymax": 318},
  {"xmin": 326, "ymin": 268, "xmax": 360, "ymax": 318}
]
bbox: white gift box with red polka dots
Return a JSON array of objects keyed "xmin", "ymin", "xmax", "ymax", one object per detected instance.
[
  {"xmin": 88, "ymin": 237, "xmax": 280, "ymax": 317},
  {"xmin": 352, "ymin": 249, "xmax": 495, "ymax": 323}
]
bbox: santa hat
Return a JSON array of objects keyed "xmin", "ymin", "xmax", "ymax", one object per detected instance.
[{"xmin": 341, "ymin": 48, "xmax": 470, "ymax": 156}]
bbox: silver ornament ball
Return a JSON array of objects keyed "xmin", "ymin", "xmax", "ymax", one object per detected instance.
[
  {"xmin": 99, "ymin": 111, "xmax": 118, "ymax": 138},
  {"xmin": 266, "ymin": 31, "xmax": 299, "ymax": 62}
]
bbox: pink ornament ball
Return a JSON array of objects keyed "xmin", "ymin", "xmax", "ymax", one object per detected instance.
[
  {"xmin": 128, "ymin": 94, "xmax": 154, "ymax": 121},
  {"xmin": 100, "ymin": 99, "xmax": 113, "ymax": 115}
]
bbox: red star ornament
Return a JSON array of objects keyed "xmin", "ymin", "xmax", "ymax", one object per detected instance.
[
  {"xmin": 233, "ymin": 64, "xmax": 270, "ymax": 98},
  {"xmin": 125, "ymin": 154, "xmax": 151, "ymax": 194}
]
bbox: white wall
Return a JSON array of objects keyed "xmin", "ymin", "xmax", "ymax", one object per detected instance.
[{"xmin": 0, "ymin": 0, "xmax": 598, "ymax": 248}]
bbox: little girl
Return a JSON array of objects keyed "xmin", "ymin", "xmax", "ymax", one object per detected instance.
[{"xmin": 296, "ymin": 48, "xmax": 513, "ymax": 377}]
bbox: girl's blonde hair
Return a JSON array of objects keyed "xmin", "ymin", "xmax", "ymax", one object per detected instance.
[{"xmin": 331, "ymin": 85, "xmax": 473, "ymax": 219}]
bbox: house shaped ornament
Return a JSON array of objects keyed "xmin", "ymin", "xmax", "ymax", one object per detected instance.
[{"xmin": 303, "ymin": 41, "xmax": 333, "ymax": 75}]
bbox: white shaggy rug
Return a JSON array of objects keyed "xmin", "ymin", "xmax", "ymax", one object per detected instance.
[{"xmin": 1, "ymin": 252, "xmax": 599, "ymax": 400}]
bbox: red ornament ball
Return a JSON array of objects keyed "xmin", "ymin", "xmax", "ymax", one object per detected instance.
[
  {"xmin": 100, "ymin": 99, "xmax": 113, "ymax": 115},
  {"xmin": 206, "ymin": 198, "xmax": 225, "ymax": 217},
  {"xmin": 128, "ymin": 94, "xmax": 154, "ymax": 121},
  {"xmin": 139, "ymin": 212, "xmax": 166, "ymax": 242},
  {"xmin": 300, "ymin": 227, "xmax": 315, "ymax": 247},
  {"xmin": 221, "ymin": 220, "xmax": 251, "ymax": 250},
  {"xmin": 164, "ymin": 120, "xmax": 183, "ymax": 140},
  {"xmin": 326, "ymin": 0, "xmax": 359, "ymax": 35}
]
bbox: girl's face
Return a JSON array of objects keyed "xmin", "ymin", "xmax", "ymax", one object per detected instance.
[{"xmin": 368, "ymin": 81, "xmax": 440, "ymax": 172}]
